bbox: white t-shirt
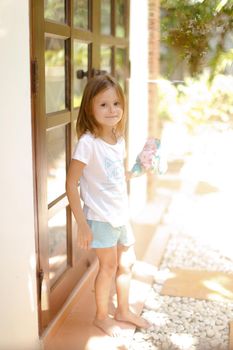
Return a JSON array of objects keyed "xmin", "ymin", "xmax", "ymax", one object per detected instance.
[{"xmin": 72, "ymin": 132, "xmax": 129, "ymax": 227}]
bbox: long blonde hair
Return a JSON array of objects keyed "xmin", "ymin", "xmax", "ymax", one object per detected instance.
[{"xmin": 76, "ymin": 74, "xmax": 126, "ymax": 139}]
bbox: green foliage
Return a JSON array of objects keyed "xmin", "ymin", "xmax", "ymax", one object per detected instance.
[
  {"xmin": 158, "ymin": 72, "xmax": 233, "ymax": 130},
  {"xmin": 45, "ymin": 49, "xmax": 64, "ymax": 67},
  {"xmin": 44, "ymin": 0, "xmax": 65, "ymax": 22},
  {"xmin": 160, "ymin": 0, "xmax": 233, "ymax": 75}
]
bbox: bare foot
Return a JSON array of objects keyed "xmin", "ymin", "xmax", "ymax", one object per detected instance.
[
  {"xmin": 115, "ymin": 310, "xmax": 151, "ymax": 329},
  {"xmin": 93, "ymin": 317, "xmax": 122, "ymax": 337}
]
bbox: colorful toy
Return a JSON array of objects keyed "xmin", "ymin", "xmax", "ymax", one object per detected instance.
[{"xmin": 131, "ymin": 137, "xmax": 167, "ymax": 176}]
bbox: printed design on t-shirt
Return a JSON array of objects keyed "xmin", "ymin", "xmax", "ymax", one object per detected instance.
[
  {"xmin": 104, "ymin": 158, "xmax": 124, "ymax": 182},
  {"xmin": 99, "ymin": 157, "xmax": 125, "ymax": 197}
]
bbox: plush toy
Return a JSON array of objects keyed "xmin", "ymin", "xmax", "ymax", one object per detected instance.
[{"xmin": 131, "ymin": 137, "xmax": 167, "ymax": 176}]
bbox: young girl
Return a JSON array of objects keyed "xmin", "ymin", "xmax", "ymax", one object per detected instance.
[{"xmin": 66, "ymin": 74, "xmax": 150, "ymax": 337}]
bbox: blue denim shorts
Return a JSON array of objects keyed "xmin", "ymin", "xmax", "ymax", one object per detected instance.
[{"xmin": 87, "ymin": 220, "xmax": 135, "ymax": 249}]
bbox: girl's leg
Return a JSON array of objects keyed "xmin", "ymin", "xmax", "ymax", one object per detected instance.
[
  {"xmin": 115, "ymin": 245, "xmax": 150, "ymax": 328},
  {"xmin": 94, "ymin": 246, "xmax": 121, "ymax": 337}
]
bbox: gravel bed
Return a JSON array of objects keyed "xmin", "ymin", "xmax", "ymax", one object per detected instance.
[{"xmin": 130, "ymin": 233, "xmax": 233, "ymax": 350}]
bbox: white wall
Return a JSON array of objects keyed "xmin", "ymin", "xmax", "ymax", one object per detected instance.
[
  {"xmin": 0, "ymin": 1, "xmax": 40, "ymax": 349},
  {"xmin": 128, "ymin": 0, "xmax": 149, "ymax": 217}
]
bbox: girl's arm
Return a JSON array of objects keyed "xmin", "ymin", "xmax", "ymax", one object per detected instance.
[
  {"xmin": 125, "ymin": 170, "xmax": 139, "ymax": 181},
  {"xmin": 125, "ymin": 170, "xmax": 132, "ymax": 181},
  {"xmin": 66, "ymin": 159, "xmax": 93, "ymax": 250}
]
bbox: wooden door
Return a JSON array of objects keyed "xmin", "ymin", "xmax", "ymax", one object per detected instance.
[{"xmin": 30, "ymin": 0, "xmax": 129, "ymax": 334}]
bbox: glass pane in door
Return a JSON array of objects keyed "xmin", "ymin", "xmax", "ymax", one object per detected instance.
[
  {"xmin": 100, "ymin": 45, "xmax": 112, "ymax": 74},
  {"xmin": 74, "ymin": 0, "xmax": 89, "ymax": 29},
  {"xmin": 116, "ymin": 0, "xmax": 125, "ymax": 37},
  {"xmin": 45, "ymin": 37, "xmax": 66, "ymax": 113},
  {"xmin": 115, "ymin": 47, "xmax": 126, "ymax": 90},
  {"xmin": 47, "ymin": 125, "xmax": 66, "ymax": 204},
  {"xmin": 73, "ymin": 41, "xmax": 89, "ymax": 108},
  {"xmin": 44, "ymin": 0, "xmax": 65, "ymax": 23},
  {"xmin": 101, "ymin": 0, "xmax": 111, "ymax": 35},
  {"xmin": 48, "ymin": 207, "xmax": 68, "ymax": 286}
]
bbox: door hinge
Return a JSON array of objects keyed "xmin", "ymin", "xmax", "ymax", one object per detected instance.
[
  {"xmin": 38, "ymin": 268, "xmax": 49, "ymax": 311},
  {"xmin": 31, "ymin": 59, "xmax": 39, "ymax": 94}
]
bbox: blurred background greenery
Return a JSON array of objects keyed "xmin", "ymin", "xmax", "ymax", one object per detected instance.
[
  {"xmin": 159, "ymin": 0, "xmax": 233, "ymax": 138},
  {"xmin": 160, "ymin": 0, "xmax": 233, "ymax": 78}
]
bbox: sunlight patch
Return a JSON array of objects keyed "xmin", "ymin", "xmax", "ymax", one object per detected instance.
[
  {"xmin": 170, "ymin": 333, "xmax": 198, "ymax": 349},
  {"xmin": 154, "ymin": 268, "xmax": 176, "ymax": 284},
  {"xmin": 142, "ymin": 310, "xmax": 170, "ymax": 327},
  {"xmin": 203, "ymin": 279, "xmax": 233, "ymax": 300}
]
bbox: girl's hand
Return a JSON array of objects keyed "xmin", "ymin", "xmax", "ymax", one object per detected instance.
[
  {"xmin": 125, "ymin": 171, "xmax": 133, "ymax": 181},
  {"xmin": 77, "ymin": 221, "xmax": 93, "ymax": 250},
  {"xmin": 125, "ymin": 170, "xmax": 145, "ymax": 180}
]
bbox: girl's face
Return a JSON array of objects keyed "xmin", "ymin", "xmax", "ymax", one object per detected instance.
[{"xmin": 92, "ymin": 87, "xmax": 123, "ymax": 133}]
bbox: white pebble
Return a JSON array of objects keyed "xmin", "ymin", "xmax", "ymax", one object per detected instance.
[{"xmin": 206, "ymin": 328, "xmax": 215, "ymax": 338}]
